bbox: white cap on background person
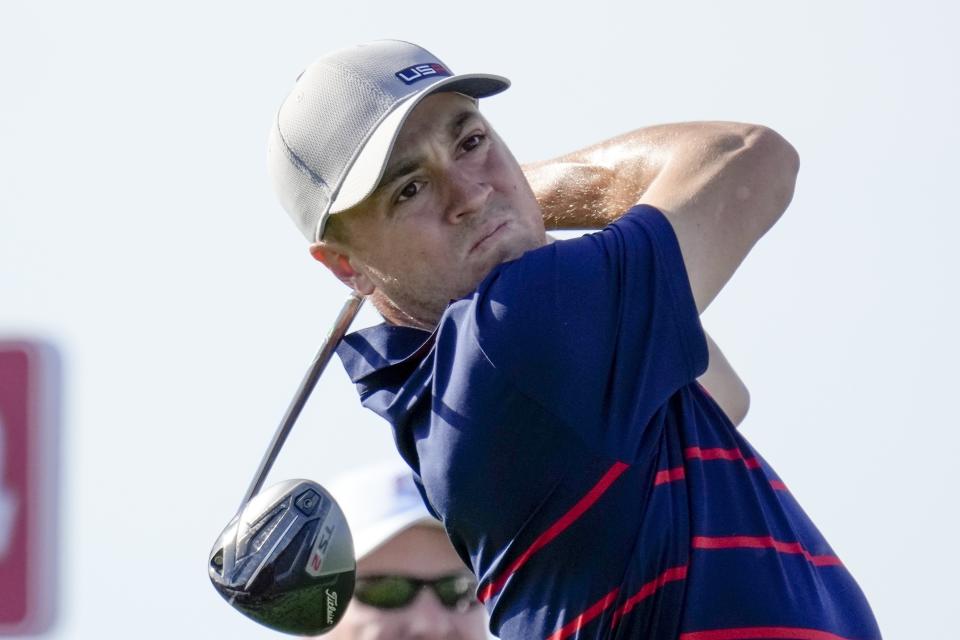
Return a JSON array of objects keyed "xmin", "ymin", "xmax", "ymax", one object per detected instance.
[
  {"xmin": 322, "ymin": 460, "xmax": 488, "ymax": 640},
  {"xmin": 329, "ymin": 459, "xmax": 441, "ymax": 560}
]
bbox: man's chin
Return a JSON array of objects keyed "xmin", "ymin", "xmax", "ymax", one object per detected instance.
[
  {"xmin": 457, "ymin": 243, "xmax": 528, "ymax": 294},
  {"xmin": 496, "ymin": 232, "xmax": 547, "ymax": 264}
]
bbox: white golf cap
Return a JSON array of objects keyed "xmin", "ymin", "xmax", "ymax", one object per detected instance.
[
  {"xmin": 328, "ymin": 460, "xmax": 440, "ymax": 561},
  {"xmin": 268, "ymin": 40, "xmax": 510, "ymax": 243}
]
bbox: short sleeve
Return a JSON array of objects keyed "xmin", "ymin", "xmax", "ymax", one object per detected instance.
[{"xmin": 473, "ymin": 205, "xmax": 708, "ymax": 456}]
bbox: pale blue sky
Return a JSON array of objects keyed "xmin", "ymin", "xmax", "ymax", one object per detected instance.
[{"xmin": 1, "ymin": 0, "xmax": 957, "ymax": 637}]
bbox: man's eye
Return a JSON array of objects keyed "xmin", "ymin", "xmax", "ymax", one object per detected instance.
[
  {"xmin": 396, "ymin": 181, "xmax": 422, "ymax": 203},
  {"xmin": 461, "ymin": 134, "xmax": 486, "ymax": 152}
]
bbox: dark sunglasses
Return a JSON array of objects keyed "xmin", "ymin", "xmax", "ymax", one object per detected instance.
[{"xmin": 353, "ymin": 573, "xmax": 480, "ymax": 612}]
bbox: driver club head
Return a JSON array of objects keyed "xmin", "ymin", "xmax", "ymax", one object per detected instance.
[{"xmin": 208, "ymin": 479, "xmax": 356, "ymax": 635}]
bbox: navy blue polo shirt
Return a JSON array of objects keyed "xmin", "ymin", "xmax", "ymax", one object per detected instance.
[{"xmin": 337, "ymin": 206, "xmax": 881, "ymax": 640}]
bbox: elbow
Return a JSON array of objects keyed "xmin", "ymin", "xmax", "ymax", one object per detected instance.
[
  {"xmin": 718, "ymin": 125, "xmax": 799, "ymax": 237},
  {"xmin": 744, "ymin": 125, "xmax": 799, "ymax": 163},
  {"xmin": 754, "ymin": 125, "xmax": 800, "ymax": 177},
  {"xmin": 745, "ymin": 125, "xmax": 800, "ymax": 212}
]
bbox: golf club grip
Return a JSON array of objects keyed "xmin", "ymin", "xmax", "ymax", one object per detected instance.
[{"xmin": 239, "ymin": 292, "xmax": 365, "ymax": 509}]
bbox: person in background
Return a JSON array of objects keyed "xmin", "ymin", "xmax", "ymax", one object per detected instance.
[{"xmin": 320, "ymin": 461, "xmax": 489, "ymax": 640}]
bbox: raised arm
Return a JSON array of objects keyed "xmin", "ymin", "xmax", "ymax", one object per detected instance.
[
  {"xmin": 522, "ymin": 122, "xmax": 795, "ymax": 427},
  {"xmin": 523, "ymin": 122, "xmax": 800, "ymax": 314}
]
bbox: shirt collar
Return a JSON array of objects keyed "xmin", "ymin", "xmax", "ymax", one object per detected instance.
[{"xmin": 336, "ymin": 322, "xmax": 436, "ymax": 385}]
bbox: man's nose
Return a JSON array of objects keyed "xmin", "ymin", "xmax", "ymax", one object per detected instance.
[
  {"xmin": 443, "ymin": 169, "xmax": 492, "ymax": 224},
  {"xmin": 402, "ymin": 589, "xmax": 460, "ymax": 639}
]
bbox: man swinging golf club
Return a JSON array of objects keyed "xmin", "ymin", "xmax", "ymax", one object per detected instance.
[{"xmin": 265, "ymin": 40, "xmax": 882, "ymax": 639}]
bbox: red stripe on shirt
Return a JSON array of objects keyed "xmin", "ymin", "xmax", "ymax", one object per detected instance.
[
  {"xmin": 680, "ymin": 626, "xmax": 855, "ymax": 639},
  {"xmin": 544, "ymin": 587, "xmax": 620, "ymax": 640},
  {"xmin": 770, "ymin": 479, "xmax": 788, "ymax": 491},
  {"xmin": 692, "ymin": 536, "xmax": 842, "ymax": 567},
  {"xmin": 654, "ymin": 466, "xmax": 686, "ymax": 485},
  {"xmin": 609, "ymin": 565, "xmax": 689, "ymax": 627},
  {"xmin": 685, "ymin": 446, "xmax": 760, "ymax": 469},
  {"xmin": 479, "ymin": 461, "xmax": 630, "ymax": 603}
]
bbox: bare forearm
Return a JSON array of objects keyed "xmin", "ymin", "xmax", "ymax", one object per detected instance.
[
  {"xmin": 522, "ymin": 159, "xmax": 649, "ymax": 231},
  {"xmin": 523, "ymin": 122, "xmax": 797, "ymax": 245},
  {"xmin": 525, "ymin": 122, "xmax": 799, "ymax": 314},
  {"xmin": 523, "ymin": 122, "xmax": 755, "ymax": 230},
  {"xmin": 698, "ymin": 332, "xmax": 750, "ymax": 427}
]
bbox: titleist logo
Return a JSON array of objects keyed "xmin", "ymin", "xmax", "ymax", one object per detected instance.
[{"xmin": 326, "ymin": 589, "xmax": 338, "ymax": 624}]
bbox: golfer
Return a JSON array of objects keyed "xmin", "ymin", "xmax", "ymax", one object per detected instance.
[{"xmin": 268, "ymin": 40, "xmax": 881, "ymax": 640}]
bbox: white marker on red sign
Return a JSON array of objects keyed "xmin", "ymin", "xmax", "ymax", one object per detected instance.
[
  {"xmin": 0, "ymin": 418, "xmax": 16, "ymax": 559},
  {"xmin": 0, "ymin": 341, "xmax": 60, "ymax": 636}
]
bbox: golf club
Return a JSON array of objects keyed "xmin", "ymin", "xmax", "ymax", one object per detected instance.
[{"xmin": 208, "ymin": 292, "xmax": 364, "ymax": 635}]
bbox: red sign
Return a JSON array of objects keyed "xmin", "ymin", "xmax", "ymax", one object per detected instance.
[{"xmin": 0, "ymin": 341, "xmax": 59, "ymax": 636}]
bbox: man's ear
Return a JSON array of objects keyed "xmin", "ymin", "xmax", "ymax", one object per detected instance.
[{"xmin": 308, "ymin": 242, "xmax": 375, "ymax": 295}]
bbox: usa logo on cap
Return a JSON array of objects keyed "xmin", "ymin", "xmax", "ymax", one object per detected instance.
[{"xmin": 395, "ymin": 63, "xmax": 451, "ymax": 85}]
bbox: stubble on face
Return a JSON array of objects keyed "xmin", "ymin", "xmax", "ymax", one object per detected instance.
[{"xmin": 331, "ymin": 93, "xmax": 546, "ymax": 329}]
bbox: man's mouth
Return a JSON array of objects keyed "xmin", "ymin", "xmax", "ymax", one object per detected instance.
[{"xmin": 470, "ymin": 221, "xmax": 508, "ymax": 254}]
